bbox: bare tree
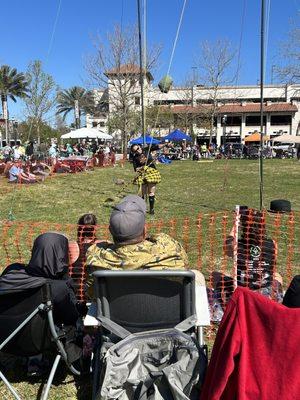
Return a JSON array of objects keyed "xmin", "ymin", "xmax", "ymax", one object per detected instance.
[
  {"xmin": 196, "ymin": 39, "xmax": 236, "ymax": 144},
  {"xmin": 85, "ymin": 24, "xmax": 160, "ymax": 154},
  {"xmin": 24, "ymin": 60, "xmax": 57, "ymax": 144},
  {"xmin": 276, "ymin": 23, "xmax": 300, "ymax": 85},
  {"xmin": 173, "ymin": 73, "xmax": 202, "ymax": 135},
  {"xmin": 145, "ymin": 105, "xmax": 174, "ymax": 136}
]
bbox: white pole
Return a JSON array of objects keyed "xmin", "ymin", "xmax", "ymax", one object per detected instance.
[{"xmin": 3, "ymin": 99, "xmax": 9, "ymax": 144}]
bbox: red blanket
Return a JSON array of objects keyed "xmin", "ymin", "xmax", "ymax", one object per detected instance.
[{"xmin": 201, "ymin": 287, "xmax": 300, "ymax": 400}]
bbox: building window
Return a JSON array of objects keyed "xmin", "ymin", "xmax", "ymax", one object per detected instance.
[
  {"xmin": 135, "ymin": 97, "xmax": 140, "ymax": 105},
  {"xmin": 221, "ymin": 116, "xmax": 241, "ymax": 126},
  {"xmin": 245, "ymin": 115, "xmax": 266, "ymax": 126},
  {"xmin": 99, "ymin": 122, "xmax": 105, "ymax": 127},
  {"xmin": 153, "ymin": 99, "xmax": 188, "ymax": 105},
  {"xmin": 92, "ymin": 122, "xmax": 98, "ymax": 127},
  {"xmin": 270, "ymin": 115, "xmax": 292, "ymax": 125}
]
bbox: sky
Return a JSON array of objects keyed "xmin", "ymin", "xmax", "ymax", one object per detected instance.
[{"xmin": 1, "ymin": 0, "xmax": 299, "ymax": 121}]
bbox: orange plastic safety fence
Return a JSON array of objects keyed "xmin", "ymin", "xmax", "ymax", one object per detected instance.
[{"xmin": 0, "ymin": 211, "xmax": 299, "ymax": 315}]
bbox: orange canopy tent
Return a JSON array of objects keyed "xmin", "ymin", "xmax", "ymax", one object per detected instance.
[{"xmin": 245, "ymin": 132, "xmax": 270, "ymax": 142}]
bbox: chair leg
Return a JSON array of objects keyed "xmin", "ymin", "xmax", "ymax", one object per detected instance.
[
  {"xmin": 41, "ymin": 354, "xmax": 61, "ymax": 400},
  {"xmin": 92, "ymin": 334, "xmax": 102, "ymax": 400},
  {"xmin": 0, "ymin": 370, "xmax": 22, "ymax": 400}
]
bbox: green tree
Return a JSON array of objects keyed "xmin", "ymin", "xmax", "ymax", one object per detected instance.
[
  {"xmin": 56, "ymin": 86, "xmax": 93, "ymax": 128},
  {"xmin": 24, "ymin": 60, "xmax": 57, "ymax": 144},
  {"xmin": 18, "ymin": 119, "xmax": 61, "ymax": 144},
  {"xmin": 0, "ymin": 65, "xmax": 29, "ymax": 143}
]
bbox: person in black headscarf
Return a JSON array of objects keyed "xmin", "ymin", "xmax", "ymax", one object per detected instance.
[
  {"xmin": 0, "ymin": 232, "xmax": 83, "ymax": 375},
  {"xmin": 0, "ymin": 232, "xmax": 80, "ymax": 325}
]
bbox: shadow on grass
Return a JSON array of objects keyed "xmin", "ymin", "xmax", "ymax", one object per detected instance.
[{"xmin": 0, "ymin": 353, "xmax": 92, "ymax": 399}]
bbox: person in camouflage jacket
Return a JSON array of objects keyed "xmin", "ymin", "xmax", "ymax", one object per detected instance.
[{"xmin": 85, "ymin": 195, "xmax": 188, "ymax": 298}]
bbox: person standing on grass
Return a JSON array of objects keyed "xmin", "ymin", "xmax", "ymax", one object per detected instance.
[{"xmin": 131, "ymin": 144, "xmax": 162, "ymax": 215}]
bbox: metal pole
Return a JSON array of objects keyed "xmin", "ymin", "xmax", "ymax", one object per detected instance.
[
  {"xmin": 137, "ymin": 0, "xmax": 145, "ymax": 147},
  {"xmin": 5, "ymin": 119, "xmax": 9, "ymax": 145},
  {"xmin": 222, "ymin": 115, "xmax": 227, "ymax": 149},
  {"xmin": 3, "ymin": 98, "xmax": 9, "ymax": 144},
  {"xmin": 259, "ymin": 0, "xmax": 265, "ymax": 211},
  {"xmin": 74, "ymin": 100, "xmax": 80, "ymax": 129},
  {"xmin": 191, "ymin": 66, "xmax": 197, "ymax": 137},
  {"xmin": 143, "ymin": 0, "xmax": 147, "ymax": 135}
]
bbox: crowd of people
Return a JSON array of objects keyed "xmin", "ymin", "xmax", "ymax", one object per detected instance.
[
  {"xmin": 159, "ymin": 141, "xmax": 298, "ymax": 160},
  {"xmin": 48, "ymin": 140, "xmax": 117, "ymax": 164},
  {"xmin": 0, "ymin": 140, "xmax": 119, "ymax": 184},
  {"xmin": 0, "ymin": 140, "xmax": 118, "ymax": 162}
]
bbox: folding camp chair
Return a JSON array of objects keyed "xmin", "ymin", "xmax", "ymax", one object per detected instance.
[
  {"xmin": 91, "ymin": 270, "xmax": 209, "ymax": 399},
  {"xmin": 0, "ymin": 283, "xmax": 80, "ymax": 400}
]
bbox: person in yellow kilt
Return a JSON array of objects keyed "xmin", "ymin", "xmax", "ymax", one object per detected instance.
[{"xmin": 133, "ymin": 151, "xmax": 161, "ymax": 215}]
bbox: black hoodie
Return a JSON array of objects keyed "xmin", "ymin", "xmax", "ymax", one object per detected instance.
[
  {"xmin": 0, "ymin": 233, "xmax": 79, "ymax": 325},
  {"xmin": 283, "ymin": 275, "xmax": 300, "ymax": 308}
]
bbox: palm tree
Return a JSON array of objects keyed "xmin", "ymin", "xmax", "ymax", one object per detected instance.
[
  {"xmin": 0, "ymin": 65, "xmax": 29, "ymax": 143},
  {"xmin": 56, "ymin": 86, "xmax": 94, "ymax": 129}
]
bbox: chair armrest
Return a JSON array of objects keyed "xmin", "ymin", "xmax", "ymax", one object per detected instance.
[
  {"xmin": 195, "ymin": 285, "xmax": 210, "ymax": 327},
  {"xmin": 83, "ymin": 302, "xmax": 99, "ymax": 327}
]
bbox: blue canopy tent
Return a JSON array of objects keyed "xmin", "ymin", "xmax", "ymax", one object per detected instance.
[
  {"xmin": 163, "ymin": 129, "xmax": 192, "ymax": 142},
  {"xmin": 130, "ymin": 135, "xmax": 161, "ymax": 145}
]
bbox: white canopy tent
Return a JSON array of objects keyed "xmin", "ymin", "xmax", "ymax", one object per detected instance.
[
  {"xmin": 61, "ymin": 128, "xmax": 112, "ymax": 140},
  {"xmin": 272, "ymin": 134, "xmax": 300, "ymax": 144}
]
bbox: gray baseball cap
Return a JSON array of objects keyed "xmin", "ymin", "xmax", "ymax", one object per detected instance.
[{"xmin": 109, "ymin": 195, "xmax": 146, "ymax": 242}]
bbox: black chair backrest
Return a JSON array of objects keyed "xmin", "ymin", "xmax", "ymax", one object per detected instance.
[
  {"xmin": 93, "ymin": 270, "xmax": 195, "ymax": 333},
  {"xmin": 0, "ymin": 285, "xmax": 53, "ymax": 356}
]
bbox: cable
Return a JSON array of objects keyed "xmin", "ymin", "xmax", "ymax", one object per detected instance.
[
  {"xmin": 264, "ymin": 0, "xmax": 271, "ymax": 81},
  {"xmin": 140, "ymin": 0, "xmax": 188, "ymax": 173},
  {"xmin": 25, "ymin": 0, "xmax": 62, "ymax": 145},
  {"xmin": 166, "ymin": 0, "xmax": 187, "ymax": 77},
  {"xmin": 152, "ymin": 0, "xmax": 188, "ymax": 133},
  {"xmin": 120, "ymin": 0, "xmax": 124, "ymax": 33},
  {"xmin": 234, "ymin": 0, "xmax": 247, "ymax": 90},
  {"xmin": 46, "ymin": 0, "xmax": 62, "ymax": 65}
]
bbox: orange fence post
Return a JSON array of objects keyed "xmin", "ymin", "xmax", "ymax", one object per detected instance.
[{"xmin": 182, "ymin": 217, "xmax": 190, "ymax": 253}]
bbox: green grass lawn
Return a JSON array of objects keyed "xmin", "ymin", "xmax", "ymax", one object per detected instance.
[
  {"xmin": 0, "ymin": 159, "xmax": 299, "ymax": 223},
  {"xmin": 0, "ymin": 159, "xmax": 299, "ymax": 277},
  {"xmin": 0, "ymin": 159, "xmax": 299, "ymax": 399}
]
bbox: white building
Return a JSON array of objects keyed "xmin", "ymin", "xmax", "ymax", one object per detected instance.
[{"xmin": 86, "ymin": 64, "xmax": 300, "ymax": 146}]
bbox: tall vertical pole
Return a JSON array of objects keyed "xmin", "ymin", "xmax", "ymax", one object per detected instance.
[
  {"xmin": 137, "ymin": 0, "xmax": 145, "ymax": 147},
  {"xmin": 143, "ymin": 0, "xmax": 147, "ymax": 136},
  {"xmin": 3, "ymin": 98, "xmax": 9, "ymax": 144},
  {"xmin": 191, "ymin": 66, "xmax": 197, "ymax": 137},
  {"xmin": 259, "ymin": 0, "xmax": 265, "ymax": 210},
  {"xmin": 74, "ymin": 100, "xmax": 80, "ymax": 129}
]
